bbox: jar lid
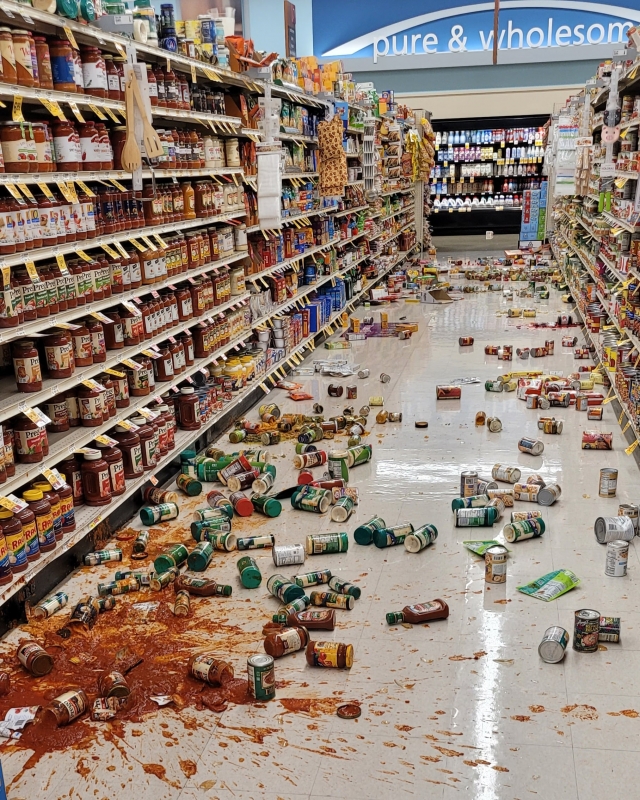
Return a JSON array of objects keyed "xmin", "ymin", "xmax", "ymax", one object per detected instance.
[
  {"xmin": 32, "ymin": 481, "xmax": 53, "ymax": 492},
  {"xmin": 181, "ymin": 387, "xmax": 195, "ymax": 395},
  {"xmin": 83, "ymin": 451, "xmax": 102, "ymax": 460},
  {"xmin": 23, "ymin": 489, "xmax": 43, "ymax": 501},
  {"xmin": 0, "ymin": 511, "xmax": 12, "ymax": 519}
]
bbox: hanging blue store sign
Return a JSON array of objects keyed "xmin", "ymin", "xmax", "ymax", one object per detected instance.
[{"xmin": 312, "ymin": 1, "xmax": 640, "ymax": 69}]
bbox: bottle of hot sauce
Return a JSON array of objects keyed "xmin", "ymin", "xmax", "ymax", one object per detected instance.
[{"xmin": 386, "ymin": 599, "xmax": 449, "ymax": 625}]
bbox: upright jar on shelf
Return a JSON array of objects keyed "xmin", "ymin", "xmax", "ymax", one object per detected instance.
[
  {"xmin": 23, "ymin": 489, "xmax": 55, "ymax": 552},
  {"xmin": 50, "ymin": 38, "xmax": 76, "ymax": 92},
  {"xmin": 43, "ymin": 332, "xmax": 74, "ymax": 380},
  {"xmin": 81, "ymin": 451, "xmax": 112, "ymax": 507},
  {"xmin": 95, "ymin": 442, "xmax": 126, "ymax": 497},
  {"xmin": 178, "ymin": 387, "xmax": 201, "ymax": 431},
  {"xmin": 129, "ymin": 417, "xmax": 156, "ymax": 470},
  {"xmin": 58, "ymin": 454, "xmax": 84, "ymax": 506},
  {"xmin": 32, "ymin": 483, "xmax": 63, "ymax": 542},
  {"xmin": 12, "ymin": 30, "xmax": 35, "ymax": 87},
  {"xmin": 80, "ymin": 46, "xmax": 108, "ymax": 97},
  {"xmin": 112, "ymin": 425, "xmax": 144, "ymax": 479},
  {"xmin": 34, "ymin": 36, "xmax": 53, "ymax": 90},
  {"xmin": 0, "ymin": 28, "xmax": 17, "ymax": 85},
  {"xmin": 12, "ymin": 341, "xmax": 42, "ymax": 393},
  {"xmin": 77, "ymin": 384, "xmax": 104, "ymax": 428},
  {"xmin": 13, "ymin": 416, "xmax": 48, "ymax": 464}
]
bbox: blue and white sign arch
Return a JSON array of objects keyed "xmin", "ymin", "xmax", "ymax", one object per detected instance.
[{"xmin": 312, "ymin": 0, "xmax": 640, "ymax": 69}]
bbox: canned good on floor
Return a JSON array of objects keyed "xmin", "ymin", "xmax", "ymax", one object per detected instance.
[
  {"xmin": 618, "ymin": 504, "xmax": 639, "ymax": 531},
  {"xmin": 538, "ymin": 626, "xmax": 569, "ymax": 663},
  {"xmin": 605, "ymin": 540, "xmax": 629, "ymax": 577},
  {"xmin": 573, "ymin": 609, "xmax": 600, "ymax": 652},
  {"xmin": 485, "ymin": 545, "xmax": 508, "ymax": 583},
  {"xmin": 594, "ymin": 515, "xmax": 635, "ymax": 543},
  {"xmin": 599, "ymin": 468, "xmax": 618, "ymax": 498}
]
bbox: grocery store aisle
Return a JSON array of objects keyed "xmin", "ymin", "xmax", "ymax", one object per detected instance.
[{"xmin": 3, "ymin": 269, "xmax": 640, "ymax": 800}]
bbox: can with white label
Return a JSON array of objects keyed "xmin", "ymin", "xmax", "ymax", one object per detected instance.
[
  {"xmin": 485, "ymin": 545, "xmax": 508, "ymax": 583},
  {"xmin": 605, "ymin": 540, "xmax": 629, "ymax": 577},
  {"xmin": 599, "ymin": 468, "xmax": 618, "ymax": 498}
]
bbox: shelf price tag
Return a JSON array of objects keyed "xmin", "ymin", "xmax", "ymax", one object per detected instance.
[
  {"xmin": 4, "ymin": 183, "xmax": 21, "ymax": 201},
  {"xmin": 0, "ymin": 496, "xmax": 26, "ymax": 513},
  {"xmin": 23, "ymin": 407, "xmax": 51, "ymax": 428},
  {"xmin": 137, "ymin": 407, "xmax": 159, "ymax": 421},
  {"xmin": 141, "ymin": 349, "xmax": 161, "ymax": 359},
  {"xmin": 191, "ymin": 63, "xmax": 197, "ymax": 83},
  {"xmin": 55, "ymin": 253, "xmax": 69, "ymax": 274},
  {"xmin": 39, "ymin": 97, "xmax": 66, "ymax": 120},
  {"xmin": 153, "ymin": 234, "xmax": 168, "ymax": 248},
  {"xmin": 82, "ymin": 378, "xmax": 106, "ymax": 391},
  {"xmin": 75, "ymin": 180, "xmax": 96, "ymax": 197},
  {"xmin": 25, "ymin": 261, "xmax": 40, "ymax": 283},
  {"xmin": 110, "ymin": 179, "xmax": 127, "ymax": 192},
  {"xmin": 12, "ymin": 96, "xmax": 24, "ymax": 123},
  {"xmin": 88, "ymin": 104, "xmax": 107, "ymax": 121},
  {"xmin": 104, "ymin": 107, "xmax": 121, "ymax": 123},
  {"xmin": 120, "ymin": 358, "xmax": 142, "ymax": 370},
  {"xmin": 90, "ymin": 311, "xmax": 113, "ymax": 324},
  {"xmin": 37, "ymin": 182, "xmax": 55, "ymax": 201},
  {"xmin": 104, "ymin": 367, "xmax": 126, "ymax": 378},
  {"xmin": 122, "ymin": 300, "xmax": 142, "ymax": 316},
  {"xmin": 63, "ymin": 25, "xmax": 79, "ymax": 49},
  {"xmin": 102, "ymin": 244, "xmax": 119, "ymax": 259},
  {"xmin": 114, "ymin": 241, "xmax": 129, "ymax": 259},
  {"xmin": 116, "ymin": 418, "xmax": 140, "ymax": 432},
  {"xmin": 39, "ymin": 466, "xmax": 67, "ymax": 490},
  {"xmin": 128, "ymin": 238, "xmax": 146, "ymax": 252},
  {"xmin": 75, "ymin": 249, "xmax": 93, "ymax": 263},
  {"xmin": 141, "ymin": 236, "xmax": 158, "ymax": 251},
  {"xmin": 51, "ymin": 320, "xmax": 80, "ymax": 330},
  {"xmin": 16, "ymin": 183, "xmax": 35, "ymax": 201},
  {"xmin": 94, "ymin": 434, "xmax": 119, "ymax": 447},
  {"xmin": 68, "ymin": 101, "xmax": 85, "ymax": 123}
]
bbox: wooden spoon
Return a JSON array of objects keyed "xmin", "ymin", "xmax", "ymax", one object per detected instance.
[
  {"xmin": 129, "ymin": 71, "xmax": 164, "ymax": 159},
  {"xmin": 120, "ymin": 74, "xmax": 141, "ymax": 173}
]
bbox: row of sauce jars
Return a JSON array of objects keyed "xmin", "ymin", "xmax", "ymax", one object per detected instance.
[
  {"xmin": 141, "ymin": 182, "xmax": 245, "ymax": 224},
  {"xmin": 0, "ymin": 256, "xmax": 244, "ymax": 335},
  {"xmin": 0, "ymin": 184, "xmax": 244, "ymax": 255}
]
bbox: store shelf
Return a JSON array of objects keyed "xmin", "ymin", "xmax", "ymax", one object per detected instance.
[
  {"xmin": 346, "ymin": 180, "xmax": 365, "ymax": 187},
  {"xmin": 601, "ymin": 212, "xmax": 640, "ymax": 233},
  {"xmin": 0, "ymin": 208, "xmax": 246, "ymax": 268},
  {"xmin": 0, "ymin": 166, "xmax": 245, "ymax": 187},
  {"xmin": 278, "ymin": 132, "xmax": 318, "ymax": 144},
  {"xmin": 282, "ymin": 172, "xmax": 319, "ymax": 181},
  {"xmin": 246, "ymin": 238, "xmax": 341, "ymax": 282},
  {"xmin": 335, "ymin": 229, "xmax": 368, "ymax": 248},
  {"xmin": 380, "ymin": 206, "xmax": 415, "ymax": 223},
  {"xmin": 0, "ymin": 244, "xmax": 412, "ymax": 606},
  {"xmin": 380, "ymin": 187, "xmax": 413, "ymax": 197},
  {"xmin": 332, "ymin": 205, "xmax": 370, "ymax": 218},
  {"xmin": 0, "ymin": 249, "xmax": 248, "ymax": 350}
]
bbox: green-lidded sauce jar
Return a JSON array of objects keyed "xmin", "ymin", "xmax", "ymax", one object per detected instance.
[
  {"xmin": 346, "ymin": 443, "xmax": 372, "ymax": 467},
  {"xmin": 177, "ymin": 474, "xmax": 203, "ymax": 496},
  {"xmin": 84, "ymin": 548, "xmax": 123, "ymax": 566},
  {"xmin": 310, "ymin": 590, "xmax": 354, "ymax": 610},
  {"xmin": 149, "ymin": 568, "xmax": 179, "ymax": 591},
  {"xmin": 404, "ymin": 524, "xmax": 438, "ymax": 553},
  {"xmin": 295, "ymin": 443, "xmax": 317, "ymax": 454},
  {"xmin": 328, "ymin": 576, "xmax": 361, "ymax": 599},
  {"xmin": 291, "ymin": 486, "xmax": 331, "ymax": 514},
  {"xmin": 267, "ymin": 574, "xmax": 305, "ymax": 604},
  {"xmin": 187, "ymin": 542, "xmax": 214, "ymax": 572},
  {"xmin": 328, "ymin": 450, "xmax": 350, "ymax": 481},
  {"xmin": 140, "ymin": 503, "xmax": 179, "ymax": 525},
  {"xmin": 252, "ymin": 495, "xmax": 282, "ymax": 518},
  {"xmin": 237, "ymin": 555, "xmax": 262, "ymax": 588},
  {"xmin": 373, "ymin": 523, "xmax": 414, "ymax": 548},
  {"xmin": 353, "ymin": 515, "xmax": 386, "ymax": 546},
  {"xmin": 331, "ymin": 495, "xmax": 355, "ymax": 522},
  {"xmin": 237, "ymin": 534, "xmax": 275, "ymax": 550},
  {"xmin": 98, "ymin": 577, "xmax": 140, "ymax": 596},
  {"xmin": 386, "ymin": 610, "xmax": 405, "ymax": 624},
  {"xmin": 190, "ymin": 518, "xmax": 232, "ymax": 541},
  {"xmin": 272, "ymin": 596, "xmax": 310, "ymax": 622},
  {"xmin": 204, "ymin": 531, "xmax": 237, "ymax": 551},
  {"xmin": 294, "ymin": 569, "xmax": 332, "ymax": 588},
  {"xmin": 154, "ymin": 543, "xmax": 189, "ymax": 574},
  {"xmin": 306, "ymin": 532, "xmax": 348, "ymax": 555},
  {"xmin": 132, "ymin": 530, "xmax": 149, "ymax": 554}
]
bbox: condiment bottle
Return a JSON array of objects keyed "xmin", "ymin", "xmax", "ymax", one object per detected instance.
[
  {"xmin": 128, "ymin": 417, "xmax": 156, "ymax": 470},
  {"xmin": 31, "ymin": 482, "xmax": 63, "ymax": 541},
  {"xmin": 58, "ymin": 454, "xmax": 84, "ymax": 507},
  {"xmin": 13, "ymin": 415, "xmax": 48, "ymax": 464},
  {"xmin": 386, "ymin": 599, "xmax": 450, "ymax": 625},
  {"xmin": 264, "ymin": 626, "xmax": 310, "ymax": 658},
  {"xmin": 0, "ymin": 510, "xmax": 26, "ymax": 573},
  {"xmin": 17, "ymin": 503, "xmax": 39, "ymax": 562},
  {"xmin": 80, "ymin": 450, "xmax": 112, "ymax": 507},
  {"xmin": 12, "ymin": 340, "xmax": 42, "ymax": 392},
  {"xmin": 95, "ymin": 442, "xmax": 126, "ymax": 497},
  {"xmin": 23, "ymin": 488, "xmax": 55, "ymax": 552}
]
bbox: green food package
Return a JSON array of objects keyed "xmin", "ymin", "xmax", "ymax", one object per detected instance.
[
  {"xmin": 463, "ymin": 540, "xmax": 503, "ymax": 556},
  {"xmin": 517, "ymin": 569, "xmax": 580, "ymax": 602}
]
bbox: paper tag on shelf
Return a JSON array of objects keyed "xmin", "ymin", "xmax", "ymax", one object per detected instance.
[
  {"xmin": 75, "ymin": 447, "xmax": 101, "ymax": 456},
  {"xmin": 52, "ymin": 320, "xmax": 80, "ymax": 330},
  {"xmin": 4, "ymin": 183, "xmax": 21, "ymax": 201},
  {"xmin": 25, "ymin": 261, "xmax": 40, "ymax": 283},
  {"xmin": 39, "ymin": 466, "xmax": 67, "ymax": 490},
  {"xmin": 11, "ymin": 96, "xmax": 23, "ymax": 122},
  {"xmin": 137, "ymin": 407, "xmax": 159, "ymax": 421},
  {"xmin": 166, "ymin": 56, "xmax": 171, "ymax": 71},
  {"xmin": 37, "ymin": 182, "xmax": 55, "ymax": 201},
  {"xmin": 102, "ymin": 244, "xmax": 119, "ymax": 259},
  {"xmin": 149, "ymin": 475, "xmax": 159, "ymax": 486},
  {"xmin": 94, "ymin": 433, "xmax": 119, "ymax": 447},
  {"xmin": 141, "ymin": 236, "xmax": 158, "ymax": 251},
  {"xmin": 153, "ymin": 234, "xmax": 168, "ymax": 248},
  {"xmin": 88, "ymin": 104, "xmax": 107, "ymax": 121},
  {"xmin": 63, "ymin": 25, "xmax": 79, "ymax": 49},
  {"xmin": 90, "ymin": 311, "xmax": 113, "ymax": 324},
  {"xmin": 23, "ymin": 407, "xmax": 51, "ymax": 428},
  {"xmin": 56, "ymin": 181, "xmax": 75, "ymax": 203},
  {"xmin": 116, "ymin": 418, "xmax": 140, "ymax": 432},
  {"xmin": 122, "ymin": 300, "xmax": 142, "ymax": 316},
  {"xmin": 191, "ymin": 63, "xmax": 197, "ymax": 83},
  {"xmin": 0, "ymin": 496, "xmax": 26, "ymax": 513},
  {"xmin": 75, "ymin": 249, "xmax": 93, "ymax": 263},
  {"xmin": 68, "ymin": 101, "xmax": 85, "ymax": 123},
  {"xmin": 75, "ymin": 180, "xmax": 95, "ymax": 197},
  {"xmin": 104, "ymin": 107, "xmax": 121, "ymax": 123},
  {"xmin": 141, "ymin": 349, "xmax": 161, "ymax": 359},
  {"xmin": 104, "ymin": 367, "xmax": 126, "ymax": 377},
  {"xmin": 110, "ymin": 179, "xmax": 127, "ymax": 192},
  {"xmin": 55, "ymin": 253, "xmax": 69, "ymax": 274},
  {"xmin": 82, "ymin": 378, "xmax": 106, "ymax": 391},
  {"xmin": 120, "ymin": 358, "xmax": 142, "ymax": 370},
  {"xmin": 6, "ymin": 493, "xmax": 29, "ymax": 511},
  {"xmin": 39, "ymin": 97, "xmax": 66, "ymax": 119},
  {"xmin": 114, "ymin": 241, "xmax": 129, "ymax": 259},
  {"xmin": 129, "ymin": 238, "xmax": 146, "ymax": 252}
]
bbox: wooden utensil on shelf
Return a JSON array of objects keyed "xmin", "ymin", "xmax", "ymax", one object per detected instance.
[
  {"xmin": 129, "ymin": 70, "xmax": 164, "ymax": 159},
  {"xmin": 120, "ymin": 74, "xmax": 141, "ymax": 173}
]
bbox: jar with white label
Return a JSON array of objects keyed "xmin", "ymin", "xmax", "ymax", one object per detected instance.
[
  {"xmin": 52, "ymin": 120, "xmax": 81, "ymax": 172},
  {"xmin": 12, "ymin": 341, "xmax": 42, "ymax": 392},
  {"xmin": 77, "ymin": 384, "xmax": 104, "ymax": 427},
  {"xmin": 234, "ymin": 224, "xmax": 248, "ymax": 252},
  {"xmin": 225, "ymin": 137, "xmax": 240, "ymax": 166},
  {"xmin": 230, "ymin": 267, "xmax": 246, "ymax": 296},
  {"xmin": 80, "ymin": 47, "xmax": 108, "ymax": 98}
]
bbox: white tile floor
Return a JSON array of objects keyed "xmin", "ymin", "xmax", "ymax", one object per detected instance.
[{"xmin": 3, "ymin": 249, "xmax": 640, "ymax": 799}]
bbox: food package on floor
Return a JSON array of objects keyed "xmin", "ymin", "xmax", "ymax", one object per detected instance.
[
  {"xmin": 581, "ymin": 431, "xmax": 613, "ymax": 450},
  {"xmin": 436, "ymin": 385, "xmax": 462, "ymax": 399}
]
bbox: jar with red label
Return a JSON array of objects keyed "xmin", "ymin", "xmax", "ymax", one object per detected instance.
[
  {"xmin": 81, "ymin": 451, "xmax": 112, "ymax": 507},
  {"xmin": 127, "ymin": 363, "xmax": 150, "ymax": 398},
  {"xmin": 178, "ymin": 387, "xmax": 201, "ymax": 431},
  {"xmin": 13, "ymin": 415, "xmax": 48, "ymax": 464},
  {"xmin": 109, "ymin": 371, "xmax": 129, "ymax": 409},
  {"xmin": 0, "ymin": 28, "xmax": 18, "ymax": 85},
  {"xmin": 32, "ymin": 483, "xmax": 63, "ymax": 542},
  {"xmin": 111, "ymin": 126, "xmax": 126, "ymax": 170},
  {"xmin": 31, "ymin": 122, "xmax": 54, "ymax": 173},
  {"xmin": 12, "ymin": 30, "xmax": 35, "ymax": 87},
  {"xmin": 128, "ymin": 417, "xmax": 156, "ymax": 470},
  {"xmin": 153, "ymin": 346, "xmax": 174, "ymax": 383},
  {"xmin": 77, "ymin": 384, "xmax": 104, "ymax": 428},
  {"xmin": 43, "ymin": 332, "xmax": 74, "ymax": 380},
  {"xmin": 0, "ymin": 122, "xmax": 34, "ymax": 173},
  {"xmin": 71, "ymin": 322, "xmax": 93, "ymax": 367},
  {"xmin": 58, "ymin": 454, "xmax": 83, "ymax": 506},
  {"xmin": 81, "ymin": 47, "xmax": 107, "ymax": 97},
  {"xmin": 14, "ymin": 273, "xmax": 35, "ymax": 322},
  {"xmin": 95, "ymin": 443, "xmax": 125, "ymax": 497},
  {"xmin": 86, "ymin": 319, "xmax": 106, "ymax": 363},
  {"xmin": 103, "ymin": 311, "xmax": 124, "ymax": 350},
  {"xmin": 177, "ymin": 332, "xmax": 194, "ymax": 366},
  {"xmin": 17, "ymin": 504, "xmax": 38, "ymax": 560},
  {"xmin": 55, "ymin": 480, "xmax": 75, "ymax": 533},
  {"xmin": 146, "ymin": 64, "xmax": 157, "ymax": 106},
  {"xmin": 12, "ymin": 341, "xmax": 42, "ymax": 392},
  {"xmin": 175, "ymin": 287, "xmax": 192, "ymax": 321},
  {"xmin": 96, "ymin": 123, "xmax": 113, "ymax": 170},
  {"xmin": 120, "ymin": 307, "xmax": 142, "ymax": 347},
  {"xmin": 111, "ymin": 425, "xmax": 143, "ymax": 478},
  {"xmin": 52, "ymin": 120, "xmax": 81, "ymax": 171},
  {"xmin": 169, "ymin": 340, "xmax": 185, "ymax": 374},
  {"xmin": 105, "ymin": 54, "xmax": 120, "ymax": 100},
  {"xmin": 43, "ymin": 393, "xmax": 69, "ymax": 433},
  {"xmin": 100, "ymin": 375, "xmax": 116, "ymax": 418},
  {"xmin": 79, "ymin": 121, "xmax": 101, "ymax": 171}
]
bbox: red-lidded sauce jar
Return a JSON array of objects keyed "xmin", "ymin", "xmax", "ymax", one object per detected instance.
[{"xmin": 81, "ymin": 450, "xmax": 112, "ymax": 507}]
